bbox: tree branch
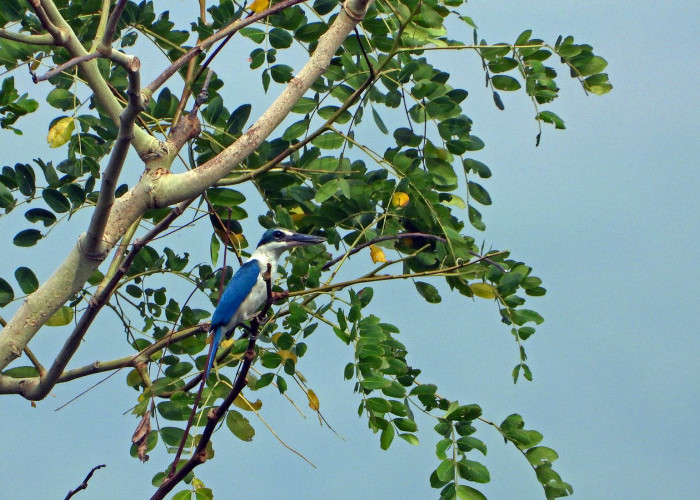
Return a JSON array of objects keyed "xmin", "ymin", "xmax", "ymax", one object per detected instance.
[
  {"xmin": 27, "ymin": 0, "xmax": 67, "ymax": 44},
  {"xmin": 153, "ymin": 265, "xmax": 275, "ymax": 500},
  {"xmin": 149, "ymin": 0, "xmax": 376, "ymax": 205},
  {"xmin": 0, "ymin": 29, "xmax": 55, "ymax": 45},
  {"xmin": 0, "ymin": 0, "xmax": 374, "ymax": 373},
  {"xmin": 82, "ymin": 55, "xmax": 144, "ymax": 258},
  {"xmin": 0, "ymin": 199, "xmax": 194, "ymax": 398},
  {"xmin": 64, "ymin": 464, "xmax": 106, "ymax": 500}
]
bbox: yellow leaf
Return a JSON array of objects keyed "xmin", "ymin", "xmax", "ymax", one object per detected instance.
[
  {"xmin": 278, "ymin": 349, "xmax": 297, "ymax": 363},
  {"xmin": 234, "ymin": 394, "xmax": 263, "ymax": 411},
  {"xmin": 370, "ymin": 244, "xmax": 387, "ymax": 263},
  {"xmin": 307, "ymin": 389, "xmax": 320, "ymax": 411},
  {"xmin": 290, "ymin": 206, "xmax": 305, "ymax": 223},
  {"xmin": 248, "ymin": 0, "xmax": 270, "ymax": 13},
  {"xmin": 391, "ymin": 191, "xmax": 410, "ymax": 208},
  {"xmin": 214, "ymin": 227, "xmax": 244, "ymax": 249},
  {"xmin": 47, "ymin": 116, "xmax": 74, "ymax": 148},
  {"xmin": 470, "ymin": 283, "xmax": 496, "ymax": 299},
  {"xmin": 45, "ymin": 305, "xmax": 74, "ymax": 326}
]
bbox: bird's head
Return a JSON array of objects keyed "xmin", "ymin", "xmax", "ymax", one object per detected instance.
[{"xmin": 256, "ymin": 228, "xmax": 325, "ymax": 257}]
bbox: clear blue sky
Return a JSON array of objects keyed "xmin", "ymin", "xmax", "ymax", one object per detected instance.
[{"xmin": 2, "ymin": 1, "xmax": 699, "ymax": 499}]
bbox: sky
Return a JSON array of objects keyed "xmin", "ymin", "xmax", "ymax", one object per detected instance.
[{"xmin": 2, "ymin": 0, "xmax": 699, "ymax": 499}]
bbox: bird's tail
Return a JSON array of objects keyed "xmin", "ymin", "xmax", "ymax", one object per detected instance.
[{"xmin": 204, "ymin": 326, "xmax": 223, "ymax": 379}]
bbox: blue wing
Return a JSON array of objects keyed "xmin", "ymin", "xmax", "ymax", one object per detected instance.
[{"xmin": 205, "ymin": 259, "xmax": 261, "ymax": 378}]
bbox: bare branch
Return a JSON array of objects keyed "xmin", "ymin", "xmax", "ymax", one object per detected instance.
[
  {"xmin": 64, "ymin": 464, "xmax": 106, "ymax": 500},
  {"xmin": 27, "ymin": 0, "xmax": 67, "ymax": 45},
  {"xmin": 31, "ymin": 52, "xmax": 100, "ymax": 83},
  {"xmin": 82, "ymin": 55, "xmax": 144, "ymax": 258},
  {"xmin": 101, "ymin": 0, "xmax": 128, "ymax": 49},
  {"xmin": 0, "ymin": 29, "xmax": 55, "ymax": 45}
]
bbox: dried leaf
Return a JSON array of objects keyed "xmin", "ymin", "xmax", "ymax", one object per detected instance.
[{"xmin": 131, "ymin": 411, "xmax": 151, "ymax": 463}]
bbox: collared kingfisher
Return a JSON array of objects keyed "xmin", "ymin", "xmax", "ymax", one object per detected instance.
[{"xmin": 204, "ymin": 228, "xmax": 325, "ymax": 378}]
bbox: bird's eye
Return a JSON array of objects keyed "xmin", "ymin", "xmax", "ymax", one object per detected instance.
[{"xmin": 274, "ymin": 230, "xmax": 284, "ymax": 239}]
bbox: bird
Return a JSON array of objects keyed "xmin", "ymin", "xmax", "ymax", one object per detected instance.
[{"xmin": 204, "ymin": 227, "xmax": 326, "ymax": 379}]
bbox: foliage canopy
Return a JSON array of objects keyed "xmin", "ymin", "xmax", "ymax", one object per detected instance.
[{"xmin": 0, "ymin": 0, "xmax": 610, "ymax": 498}]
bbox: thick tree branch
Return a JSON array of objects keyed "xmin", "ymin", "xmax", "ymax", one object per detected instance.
[
  {"xmin": 0, "ymin": 0, "xmax": 373, "ymax": 373},
  {"xmin": 30, "ymin": 0, "xmax": 157, "ymax": 156},
  {"xmin": 150, "ymin": 0, "xmax": 376, "ymax": 205}
]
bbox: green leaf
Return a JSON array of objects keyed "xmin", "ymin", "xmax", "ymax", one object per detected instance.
[
  {"xmin": 371, "ymin": 107, "xmax": 388, "ymax": 134},
  {"xmin": 226, "ymin": 104, "xmax": 252, "ymax": 135},
  {"xmin": 457, "ymin": 458, "xmax": 490, "ymax": 483},
  {"xmin": 444, "ymin": 403, "xmax": 482, "ymax": 421},
  {"xmin": 46, "ymin": 88, "xmax": 78, "ymax": 111},
  {"xmin": 313, "ymin": 0, "xmax": 338, "ymax": 15},
  {"xmin": 584, "ymin": 73, "xmax": 613, "ymax": 95},
  {"xmin": 0, "ymin": 181, "xmax": 14, "ymax": 208},
  {"xmin": 291, "ymin": 97, "xmax": 317, "ymax": 114},
  {"xmin": 526, "ymin": 446, "xmax": 559, "ymax": 466},
  {"xmin": 226, "ymin": 410, "xmax": 255, "ymax": 441},
  {"xmin": 467, "ymin": 181, "xmax": 492, "ymax": 205},
  {"xmin": 240, "ymin": 27, "xmax": 265, "ymax": 43},
  {"xmin": 13, "ymin": 229, "xmax": 42, "ymax": 247},
  {"xmin": 45, "ymin": 306, "xmax": 74, "ymax": 326},
  {"xmin": 270, "ymin": 64, "xmax": 294, "ymax": 83},
  {"xmin": 456, "ymin": 436, "xmax": 487, "ymax": 455},
  {"xmin": 488, "ymin": 57, "xmax": 518, "ymax": 73},
  {"xmin": 14, "ymin": 266, "xmax": 38, "ymax": 294},
  {"xmin": 360, "ymin": 376, "xmax": 391, "ymax": 390},
  {"xmin": 269, "ymin": 28, "xmax": 293, "ymax": 49},
  {"xmin": 455, "ymin": 485, "xmax": 487, "ymax": 500},
  {"xmin": 0, "ymin": 278, "xmax": 14, "ymax": 306},
  {"xmin": 2, "ymin": 366, "xmax": 39, "ymax": 378},
  {"xmin": 536, "ymin": 111, "xmax": 566, "ymax": 130},
  {"xmin": 157, "ymin": 401, "xmax": 191, "ymax": 421},
  {"xmin": 380, "ymin": 422, "xmax": 395, "ymax": 450},
  {"xmin": 366, "ymin": 397, "xmax": 392, "ymax": 413},
  {"xmin": 435, "ymin": 459, "xmax": 454, "ymax": 482},
  {"xmin": 24, "ymin": 208, "xmax": 55, "ymax": 227},
  {"xmin": 399, "ymin": 433, "xmax": 419, "ymax": 446},
  {"xmin": 510, "ymin": 308, "xmax": 544, "ymax": 325},
  {"xmin": 282, "ymin": 118, "xmax": 309, "ymax": 141},
  {"xmin": 207, "ymin": 188, "xmax": 245, "ymax": 207},
  {"xmin": 415, "ymin": 281, "xmax": 441, "ymax": 303},
  {"xmin": 570, "ymin": 54, "xmax": 608, "ymax": 76},
  {"xmin": 159, "ymin": 427, "xmax": 186, "ymax": 447},
  {"xmin": 491, "ymin": 75, "xmax": 521, "ymax": 91},
  {"xmin": 43, "ymin": 188, "xmax": 71, "ymax": 213}
]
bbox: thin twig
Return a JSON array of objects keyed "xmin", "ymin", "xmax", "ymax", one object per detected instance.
[
  {"xmin": 153, "ymin": 266, "xmax": 275, "ymax": 500},
  {"xmin": 64, "ymin": 464, "xmax": 106, "ymax": 500}
]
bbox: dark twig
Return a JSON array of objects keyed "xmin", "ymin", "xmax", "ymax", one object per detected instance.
[
  {"xmin": 168, "ymin": 205, "xmax": 234, "ymax": 477},
  {"xmin": 64, "ymin": 464, "xmax": 106, "ymax": 500},
  {"xmin": 6, "ymin": 199, "xmax": 195, "ymax": 400},
  {"xmin": 322, "ymin": 233, "xmax": 506, "ymax": 271},
  {"xmin": 153, "ymin": 265, "xmax": 275, "ymax": 500},
  {"xmin": 145, "ymin": 0, "xmax": 308, "ymax": 97}
]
